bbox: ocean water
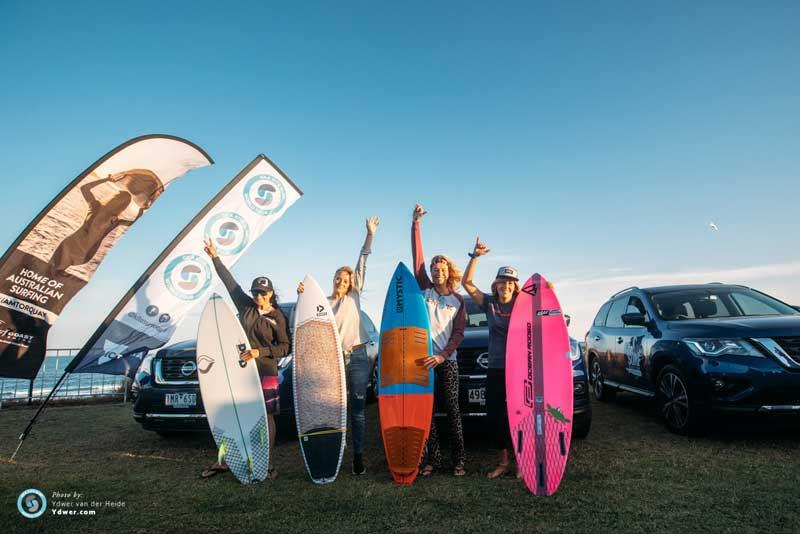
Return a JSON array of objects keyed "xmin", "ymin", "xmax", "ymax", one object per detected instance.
[{"xmin": 0, "ymin": 352, "xmax": 127, "ymax": 402}]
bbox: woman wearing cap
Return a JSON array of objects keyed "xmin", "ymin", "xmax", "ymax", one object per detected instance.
[
  {"xmin": 200, "ymin": 238, "xmax": 290, "ymax": 480},
  {"xmin": 296, "ymin": 216, "xmax": 379, "ymax": 475},
  {"xmin": 461, "ymin": 237, "xmax": 521, "ymax": 479},
  {"xmin": 412, "ymin": 204, "xmax": 467, "ymax": 477}
]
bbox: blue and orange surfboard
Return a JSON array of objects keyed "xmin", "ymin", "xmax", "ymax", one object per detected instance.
[{"xmin": 378, "ymin": 263, "xmax": 434, "ymax": 484}]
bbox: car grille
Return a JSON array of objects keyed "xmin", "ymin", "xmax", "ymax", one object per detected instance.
[
  {"xmin": 456, "ymin": 348, "xmax": 489, "ymax": 375},
  {"xmin": 158, "ymin": 357, "xmax": 198, "ymax": 382},
  {"xmin": 773, "ymin": 337, "xmax": 800, "ymax": 361}
]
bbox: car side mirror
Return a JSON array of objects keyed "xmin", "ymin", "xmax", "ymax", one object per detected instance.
[
  {"xmin": 622, "ymin": 312, "xmax": 647, "ymax": 326},
  {"xmin": 564, "ymin": 314, "xmax": 571, "ymax": 327}
]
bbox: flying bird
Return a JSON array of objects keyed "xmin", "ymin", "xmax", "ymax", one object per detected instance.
[{"xmin": 708, "ymin": 221, "xmax": 719, "ymax": 232}]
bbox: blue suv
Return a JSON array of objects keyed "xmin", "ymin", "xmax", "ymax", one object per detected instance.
[{"xmin": 586, "ymin": 284, "xmax": 800, "ymax": 435}]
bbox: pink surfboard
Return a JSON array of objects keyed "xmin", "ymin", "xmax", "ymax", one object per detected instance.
[{"xmin": 506, "ymin": 274, "xmax": 573, "ymax": 496}]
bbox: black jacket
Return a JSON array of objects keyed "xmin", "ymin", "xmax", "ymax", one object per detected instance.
[{"xmin": 212, "ymin": 256, "xmax": 290, "ymax": 376}]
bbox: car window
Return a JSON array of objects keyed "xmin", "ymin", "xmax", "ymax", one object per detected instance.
[
  {"xmin": 593, "ymin": 301, "xmax": 612, "ymax": 326},
  {"xmin": 625, "ymin": 296, "xmax": 650, "ymax": 326},
  {"xmin": 605, "ymin": 298, "xmax": 628, "ymax": 328},
  {"xmin": 730, "ymin": 293, "xmax": 785, "ymax": 317},
  {"xmin": 464, "ymin": 297, "xmax": 487, "ymax": 327},
  {"xmin": 650, "ymin": 288, "xmax": 796, "ymax": 320}
]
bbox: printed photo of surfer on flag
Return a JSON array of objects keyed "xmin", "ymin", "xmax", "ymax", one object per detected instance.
[
  {"xmin": 411, "ymin": 204, "xmax": 467, "ymax": 477},
  {"xmin": 461, "ymin": 237, "xmax": 521, "ymax": 479},
  {"xmin": 200, "ymin": 238, "xmax": 291, "ymax": 481},
  {"xmin": 295, "ymin": 215, "xmax": 380, "ymax": 476}
]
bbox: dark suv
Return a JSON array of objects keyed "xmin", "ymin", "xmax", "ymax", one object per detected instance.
[
  {"xmin": 131, "ymin": 303, "xmax": 379, "ymax": 435},
  {"xmin": 586, "ymin": 284, "xmax": 800, "ymax": 435},
  {"xmin": 445, "ymin": 296, "xmax": 592, "ymax": 439}
]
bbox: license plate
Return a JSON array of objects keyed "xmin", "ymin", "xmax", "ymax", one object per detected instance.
[
  {"xmin": 468, "ymin": 387, "xmax": 486, "ymax": 405},
  {"xmin": 165, "ymin": 393, "xmax": 196, "ymax": 408}
]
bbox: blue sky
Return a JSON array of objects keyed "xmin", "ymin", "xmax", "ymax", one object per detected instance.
[{"xmin": 1, "ymin": 0, "xmax": 799, "ymax": 346}]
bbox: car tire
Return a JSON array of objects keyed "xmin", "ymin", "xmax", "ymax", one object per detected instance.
[
  {"xmin": 367, "ymin": 361, "xmax": 379, "ymax": 403},
  {"xmin": 590, "ymin": 357, "xmax": 616, "ymax": 402},
  {"xmin": 656, "ymin": 364, "xmax": 706, "ymax": 436},
  {"xmin": 572, "ymin": 412, "xmax": 591, "ymax": 439}
]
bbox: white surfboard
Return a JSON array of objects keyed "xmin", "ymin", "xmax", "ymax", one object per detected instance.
[
  {"xmin": 197, "ymin": 294, "xmax": 269, "ymax": 484},
  {"xmin": 293, "ymin": 275, "xmax": 347, "ymax": 484}
]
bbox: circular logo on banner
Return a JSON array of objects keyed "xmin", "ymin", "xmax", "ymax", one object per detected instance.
[
  {"xmin": 17, "ymin": 489, "xmax": 46, "ymax": 519},
  {"xmin": 243, "ymin": 174, "xmax": 286, "ymax": 216},
  {"xmin": 204, "ymin": 212, "xmax": 249, "ymax": 256},
  {"xmin": 164, "ymin": 254, "xmax": 212, "ymax": 301},
  {"xmin": 146, "ymin": 305, "xmax": 159, "ymax": 317}
]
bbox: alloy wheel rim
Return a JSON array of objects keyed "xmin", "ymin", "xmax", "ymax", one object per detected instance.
[
  {"xmin": 591, "ymin": 360, "xmax": 603, "ymax": 398},
  {"xmin": 659, "ymin": 372, "xmax": 689, "ymax": 429}
]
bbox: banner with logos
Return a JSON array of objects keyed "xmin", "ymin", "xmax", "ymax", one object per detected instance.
[
  {"xmin": 70, "ymin": 155, "xmax": 302, "ymax": 377},
  {"xmin": 0, "ymin": 135, "xmax": 213, "ymax": 378}
]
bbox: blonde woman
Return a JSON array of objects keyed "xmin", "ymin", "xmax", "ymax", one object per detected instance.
[
  {"xmin": 462, "ymin": 237, "xmax": 521, "ymax": 479},
  {"xmin": 412, "ymin": 204, "xmax": 467, "ymax": 477},
  {"xmin": 297, "ymin": 216, "xmax": 379, "ymax": 475}
]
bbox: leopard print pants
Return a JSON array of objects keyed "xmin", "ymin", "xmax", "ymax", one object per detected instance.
[{"xmin": 423, "ymin": 360, "xmax": 466, "ymax": 470}]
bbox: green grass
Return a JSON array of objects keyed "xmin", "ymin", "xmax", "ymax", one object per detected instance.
[{"xmin": 2, "ymin": 396, "xmax": 799, "ymax": 533}]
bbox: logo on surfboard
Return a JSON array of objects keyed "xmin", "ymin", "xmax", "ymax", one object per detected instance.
[{"xmin": 547, "ymin": 404, "xmax": 571, "ymax": 424}]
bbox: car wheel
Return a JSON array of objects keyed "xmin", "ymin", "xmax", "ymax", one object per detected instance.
[
  {"xmin": 656, "ymin": 365, "xmax": 704, "ymax": 436},
  {"xmin": 571, "ymin": 412, "xmax": 591, "ymax": 439},
  {"xmin": 367, "ymin": 361, "xmax": 379, "ymax": 402},
  {"xmin": 590, "ymin": 357, "xmax": 616, "ymax": 402}
]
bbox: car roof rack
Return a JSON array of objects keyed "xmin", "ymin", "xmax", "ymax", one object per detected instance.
[{"xmin": 610, "ymin": 286, "xmax": 638, "ymax": 299}]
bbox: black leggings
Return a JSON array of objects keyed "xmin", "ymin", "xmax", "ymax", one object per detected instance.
[{"xmin": 487, "ymin": 368, "xmax": 512, "ymax": 450}]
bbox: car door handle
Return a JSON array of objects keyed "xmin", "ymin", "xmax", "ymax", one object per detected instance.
[{"xmin": 617, "ymin": 337, "xmax": 623, "ymax": 344}]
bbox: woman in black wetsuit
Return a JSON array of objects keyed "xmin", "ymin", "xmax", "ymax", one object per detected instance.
[{"xmin": 200, "ymin": 238, "xmax": 290, "ymax": 480}]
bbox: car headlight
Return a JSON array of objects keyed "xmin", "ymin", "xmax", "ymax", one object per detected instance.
[
  {"xmin": 278, "ymin": 355, "xmax": 293, "ymax": 368},
  {"xmin": 137, "ymin": 353, "xmax": 155, "ymax": 377},
  {"xmin": 569, "ymin": 340, "xmax": 582, "ymax": 361},
  {"xmin": 683, "ymin": 338, "xmax": 764, "ymax": 357}
]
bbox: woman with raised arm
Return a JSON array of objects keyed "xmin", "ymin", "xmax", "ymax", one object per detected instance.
[
  {"xmin": 296, "ymin": 216, "xmax": 379, "ymax": 475},
  {"xmin": 200, "ymin": 238, "xmax": 290, "ymax": 481},
  {"xmin": 411, "ymin": 204, "xmax": 467, "ymax": 477},
  {"xmin": 461, "ymin": 236, "xmax": 521, "ymax": 479}
]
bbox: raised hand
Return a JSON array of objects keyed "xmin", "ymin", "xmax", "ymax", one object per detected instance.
[
  {"xmin": 413, "ymin": 203, "xmax": 427, "ymax": 221},
  {"xmin": 296, "ymin": 282, "xmax": 305, "ymax": 294},
  {"xmin": 366, "ymin": 215, "xmax": 380, "ymax": 235},
  {"xmin": 203, "ymin": 238, "xmax": 218, "ymax": 258},
  {"xmin": 473, "ymin": 236, "xmax": 490, "ymax": 257}
]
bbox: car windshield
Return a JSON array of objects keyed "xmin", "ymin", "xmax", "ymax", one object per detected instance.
[
  {"xmin": 649, "ymin": 288, "xmax": 798, "ymax": 321},
  {"xmin": 464, "ymin": 296, "xmax": 487, "ymax": 328}
]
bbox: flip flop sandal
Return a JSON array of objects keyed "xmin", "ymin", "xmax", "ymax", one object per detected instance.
[
  {"xmin": 200, "ymin": 464, "xmax": 229, "ymax": 478},
  {"xmin": 420, "ymin": 465, "xmax": 435, "ymax": 477},
  {"xmin": 453, "ymin": 466, "xmax": 467, "ymax": 477}
]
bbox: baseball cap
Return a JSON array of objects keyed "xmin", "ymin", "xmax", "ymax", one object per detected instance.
[
  {"xmin": 495, "ymin": 266, "xmax": 519, "ymax": 281},
  {"xmin": 250, "ymin": 276, "xmax": 274, "ymax": 293}
]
